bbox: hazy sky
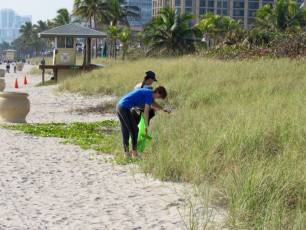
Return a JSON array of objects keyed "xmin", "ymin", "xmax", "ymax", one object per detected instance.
[{"xmin": 1, "ymin": 0, "xmax": 74, "ymax": 24}]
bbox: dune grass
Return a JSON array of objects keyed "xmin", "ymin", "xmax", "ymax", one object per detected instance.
[{"xmin": 28, "ymin": 57, "xmax": 306, "ymax": 228}]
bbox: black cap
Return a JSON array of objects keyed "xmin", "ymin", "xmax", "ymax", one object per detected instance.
[{"xmin": 145, "ymin": 71, "xmax": 157, "ymax": 82}]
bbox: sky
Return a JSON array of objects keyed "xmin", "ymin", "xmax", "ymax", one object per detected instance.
[{"xmin": 0, "ymin": 0, "xmax": 74, "ymax": 24}]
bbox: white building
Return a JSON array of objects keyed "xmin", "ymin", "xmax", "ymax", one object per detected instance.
[
  {"xmin": 152, "ymin": 0, "xmax": 305, "ymax": 27},
  {"xmin": 124, "ymin": 0, "xmax": 153, "ymax": 28},
  {"xmin": 0, "ymin": 9, "xmax": 32, "ymax": 43}
]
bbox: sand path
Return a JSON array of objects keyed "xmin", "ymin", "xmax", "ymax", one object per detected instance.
[{"xmin": 0, "ymin": 64, "xmax": 225, "ymax": 229}]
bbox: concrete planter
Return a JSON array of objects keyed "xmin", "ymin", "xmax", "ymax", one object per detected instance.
[
  {"xmin": 0, "ymin": 92, "xmax": 30, "ymax": 123},
  {"xmin": 0, "ymin": 69, "xmax": 5, "ymax": 77},
  {"xmin": 0, "ymin": 78, "xmax": 5, "ymax": 91},
  {"xmin": 17, "ymin": 63, "xmax": 24, "ymax": 71}
]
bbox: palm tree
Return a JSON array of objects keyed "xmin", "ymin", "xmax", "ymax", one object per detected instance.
[
  {"xmin": 0, "ymin": 41, "xmax": 11, "ymax": 55},
  {"xmin": 196, "ymin": 13, "xmax": 219, "ymax": 49},
  {"xmin": 108, "ymin": 0, "xmax": 140, "ymax": 27},
  {"xmin": 19, "ymin": 22, "xmax": 36, "ymax": 57},
  {"xmin": 118, "ymin": 27, "xmax": 132, "ymax": 59},
  {"xmin": 73, "ymin": 0, "xmax": 113, "ymax": 59},
  {"xmin": 255, "ymin": 0, "xmax": 306, "ymax": 32},
  {"xmin": 219, "ymin": 16, "xmax": 243, "ymax": 45},
  {"xmin": 35, "ymin": 20, "xmax": 49, "ymax": 33},
  {"xmin": 105, "ymin": 25, "xmax": 120, "ymax": 58},
  {"xmin": 143, "ymin": 5, "xmax": 202, "ymax": 55},
  {"xmin": 34, "ymin": 20, "xmax": 51, "ymax": 55},
  {"xmin": 19, "ymin": 21, "xmax": 34, "ymax": 40},
  {"xmin": 53, "ymin": 8, "xmax": 71, "ymax": 26},
  {"xmin": 73, "ymin": 0, "xmax": 140, "ymax": 28},
  {"xmin": 73, "ymin": 0, "xmax": 111, "ymax": 28},
  {"xmin": 197, "ymin": 13, "xmax": 242, "ymax": 48}
]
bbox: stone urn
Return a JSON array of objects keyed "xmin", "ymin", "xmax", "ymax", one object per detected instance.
[
  {"xmin": 0, "ymin": 92, "xmax": 30, "ymax": 123},
  {"xmin": 0, "ymin": 69, "xmax": 5, "ymax": 77},
  {"xmin": 17, "ymin": 62, "xmax": 24, "ymax": 71},
  {"xmin": 0, "ymin": 77, "xmax": 5, "ymax": 91}
]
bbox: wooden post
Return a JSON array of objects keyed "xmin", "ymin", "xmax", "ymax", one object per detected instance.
[
  {"xmin": 54, "ymin": 68, "xmax": 58, "ymax": 83},
  {"xmin": 42, "ymin": 67, "xmax": 45, "ymax": 85},
  {"xmin": 86, "ymin": 38, "xmax": 91, "ymax": 66}
]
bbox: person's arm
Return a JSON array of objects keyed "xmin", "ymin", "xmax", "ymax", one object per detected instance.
[
  {"xmin": 152, "ymin": 101, "xmax": 171, "ymax": 114},
  {"xmin": 144, "ymin": 104, "xmax": 150, "ymax": 128},
  {"xmin": 144, "ymin": 104, "xmax": 150, "ymax": 137},
  {"xmin": 152, "ymin": 101, "xmax": 163, "ymax": 110}
]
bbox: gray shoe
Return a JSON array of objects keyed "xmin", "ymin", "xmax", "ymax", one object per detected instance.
[
  {"xmin": 125, "ymin": 152, "xmax": 131, "ymax": 158},
  {"xmin": 131, "ymin": 153, "xmax": 142, "ymax": 159}
]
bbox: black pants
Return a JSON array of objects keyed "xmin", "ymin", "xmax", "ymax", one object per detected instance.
[
  {"xmin": 116, "ymin": 104, "xmax": 139, "ymax": 152},
  {"xmin": 131, "ymin": 108, "xmax": 156, "ymax": 125}
]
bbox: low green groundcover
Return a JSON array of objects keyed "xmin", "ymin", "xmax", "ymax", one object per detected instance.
[{"xmin": 2, "ymin": 120, "xmax": 119, "ymax": 153}]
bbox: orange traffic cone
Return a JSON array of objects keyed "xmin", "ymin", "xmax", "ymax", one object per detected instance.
[
  {"xmin": 24, "ymin": 76, "xmax": 27, "ymax": 85},
  {"xmin": 14, "ymin": 78, "xmax": 19, "ymax": 88}
]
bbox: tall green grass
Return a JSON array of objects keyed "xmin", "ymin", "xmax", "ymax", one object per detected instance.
[{"xmin": 58, "ymin": 57, "xmax": 306, "ymax": 228}]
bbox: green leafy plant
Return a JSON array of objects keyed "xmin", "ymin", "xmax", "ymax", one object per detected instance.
[
  {"xmin": 2, "ymin": 120, "xmax": 119, "ymax": 153},
  {"xmin": 1, "ymin": 120, "xmax": 144, "ymax": 165}
]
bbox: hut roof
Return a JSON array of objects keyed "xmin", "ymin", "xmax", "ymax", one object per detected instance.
[
  {"xmin": 4, "ymin": 49, "xmax": 17, "ymax": 52},
  {"xmin": 39, "ymin": 23, "xmax": 107, "ymax": 38}
]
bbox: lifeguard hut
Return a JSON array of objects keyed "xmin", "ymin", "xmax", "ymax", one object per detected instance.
[
  {"xmin": 38, "ymin": 23, "xmax": 107, "ymax": 84},
  {"xmin": 3, "ymin": 49, "xmax": 16, "ymax": 61}
]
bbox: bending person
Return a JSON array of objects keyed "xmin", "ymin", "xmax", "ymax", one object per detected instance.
[
  {"xmin": 116, "ymin": 86, "xmax": 168, "ymax": 158},
  {"xmin": 132, "ymin": 70, "xmax": 167, "ymax": 125}
]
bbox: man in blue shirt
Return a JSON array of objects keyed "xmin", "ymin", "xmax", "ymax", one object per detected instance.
[{"xmin": 116, "ymin": 86, "xmax": 168, "ymax": 158}]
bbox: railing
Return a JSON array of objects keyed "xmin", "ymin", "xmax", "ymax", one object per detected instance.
[{"xmin": 38, "ymin": 64, "xmax": 102, "ymax": 85}]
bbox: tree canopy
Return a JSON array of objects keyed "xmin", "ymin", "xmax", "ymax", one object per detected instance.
[
  {"xmin": 255, "ymin": 0, "xmax": 306, "ymax": 32},
  {"xmin": 143, "ymin": 5, "xmax": 202, "ymax": 55},
  {"xmin": 2, "ymin": 0, "xmax": 305, "ymax": 60}
]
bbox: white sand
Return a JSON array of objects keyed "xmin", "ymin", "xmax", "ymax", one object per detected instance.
[{"xmin": 0, "ymin": 64, "xmax": 226, "ymax": 229}]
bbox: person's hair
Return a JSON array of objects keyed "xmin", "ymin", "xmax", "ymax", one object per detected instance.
[
  {"xmin": 141, "ymin": 78, "xmax": 147, "ymax": 88},
  {"xmin": 153, "ymin": 86, "xmax": 167, "ymax": 99},
  {"xmin": 141, "ymin": 71, "xmax": 155, "ymax": 88}
]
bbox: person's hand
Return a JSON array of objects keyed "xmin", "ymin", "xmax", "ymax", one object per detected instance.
[
  {"xmin": 145, "ymin": 127, "xmax": 149, "ymax": 137},
  {"xmin": 163, "ymin": 107, "xmax": 171, "ymax": 114}
]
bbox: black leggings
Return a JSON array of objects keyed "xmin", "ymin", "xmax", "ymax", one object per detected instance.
[
  {"xmin": 131, "ymin": 108, "xmax": 156, "ymax": 125},
  {"xmin": 116, "ymin": 104, "xmax": 139, "ymax": 152}
]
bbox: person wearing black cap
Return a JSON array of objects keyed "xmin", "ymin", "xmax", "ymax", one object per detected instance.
[
  {"xmin": 132, "ymin": 71, "xmax": 169, "ymax": 125},
  {"xmin": 134, "ymin": 71, "xmax": 158, "ymax": 90}
]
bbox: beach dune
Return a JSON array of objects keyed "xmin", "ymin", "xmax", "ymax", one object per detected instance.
[{"xmin": 0, "ymin": 64, "xmax": 225, "ymax": 229}]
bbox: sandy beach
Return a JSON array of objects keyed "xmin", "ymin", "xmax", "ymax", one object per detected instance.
[{"xmin": 0, "ymin": 64, "xmax": 226, "ymax": 229}]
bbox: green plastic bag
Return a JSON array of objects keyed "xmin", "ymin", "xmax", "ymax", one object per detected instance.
[{"xmin": 137, "ymin": 114, "xmax": 152, "ymax": 153}]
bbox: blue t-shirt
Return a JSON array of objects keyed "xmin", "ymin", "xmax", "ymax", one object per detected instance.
[{"xmin": 119, "ymin": 89, "xmax": 153, "ymax": 109}]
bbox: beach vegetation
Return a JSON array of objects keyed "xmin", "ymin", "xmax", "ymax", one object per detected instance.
[
  {"xmin": 3, "ymin": 54, "xmax": 306, "ymax": 229},
  {"xmin": 73, "ymin": 0, "xmax": 112, "ymax": 29},
  {"xmin": 254, "ymin": 0, "xmax": 306, "ymax": 32},
  {"xmin": 4, "ymin": 0, "xmax": 304, "ymax": 61},
  {"xmin": 1, "ymin": 119, "xmax": 142, "ymax": 165},
  {"xmin": 1, "ymin": 0, "xmax": 305, "ymax": 227},
  {"xmin": 52, "ymin": 8, "xmax": 72, "ymax": 26},
  {"xmin": 55, "ymin": 56, "xmax": 306, "ymax": 229},
  {"xmin": 105, "ymin": 0, "xmax": 141, "ymax": 27},
  {"xmin": 35, "ymin": 79, "xmax": 56, "ymax": 86},
  {"xmin": 2, "ymin": 120, "xmax": 120, "ymax": 154},
  {"xmin": 143, "ymin": 5, "xmax": 203, "ymax": 56},
  {"xmin": 196, "ymin": 12, "xmax": 243, "ymax": 50}
]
